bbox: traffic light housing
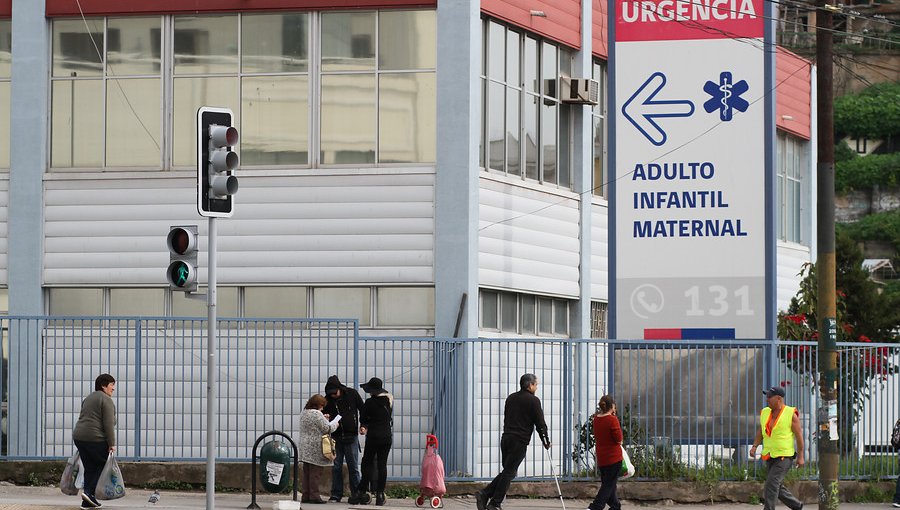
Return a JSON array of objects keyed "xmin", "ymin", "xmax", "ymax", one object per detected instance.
[
  {"xmin": 166, "ymin": 225, "xmax": 199, "ymax": 292},
  {"xmin": 198, "ymin": 107, "xmax": 239, "ymax": 218}
]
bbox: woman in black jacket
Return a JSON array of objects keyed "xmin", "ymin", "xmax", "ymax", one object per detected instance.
[{"xmin": 356, "ymin": 377, "xmax": 393, "ymax": 506}]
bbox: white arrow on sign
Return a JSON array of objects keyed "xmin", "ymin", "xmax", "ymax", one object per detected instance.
[{"xmin": 622, "ymin": 72, "xmax": 695, "ymax": 146}]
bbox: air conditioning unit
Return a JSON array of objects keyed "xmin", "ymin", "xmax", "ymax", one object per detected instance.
[
  {"xmin": 560, "ymin": 77, "xmax": 600, "ymax": 105},
  {"xmin": 542, "ymin": 78, "xmax": 557, "ymax": 105}
]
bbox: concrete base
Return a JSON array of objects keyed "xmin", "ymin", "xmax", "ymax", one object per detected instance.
[{"xmin": 0, "ymin": 461, "xmax": 895, "ymax": 504}]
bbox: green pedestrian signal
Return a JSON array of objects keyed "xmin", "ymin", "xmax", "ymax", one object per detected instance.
[{"xmin": 166, "ymin": 225, "xmax": 199, "ymax": 292}]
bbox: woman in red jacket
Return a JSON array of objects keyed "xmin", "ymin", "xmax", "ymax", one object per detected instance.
[{"xmin": 589, "ymin": 395, "xmax": 623, "ymax": 510}]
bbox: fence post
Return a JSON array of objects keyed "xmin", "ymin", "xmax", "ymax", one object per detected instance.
[
  {"xmin": 561, "ymin": 341, "xmax": 573, "ymax": 479},
  {"xmin": 134, "ymin": 320, "xmax": 142, "ymax": 460}
]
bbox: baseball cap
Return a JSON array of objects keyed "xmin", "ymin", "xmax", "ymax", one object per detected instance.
[{"xmin": 763, "ymin": 386, "xmax": 786, "ymax": 398}]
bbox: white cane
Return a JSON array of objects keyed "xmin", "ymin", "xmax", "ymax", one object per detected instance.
[{"xmin": 544, "ymin": 446, "xmax": 567, "ymax": 510}]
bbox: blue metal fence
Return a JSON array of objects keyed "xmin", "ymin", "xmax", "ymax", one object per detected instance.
[{"xmin": 1, "ymin": 316, "xmax": 898, "ymax": 481}]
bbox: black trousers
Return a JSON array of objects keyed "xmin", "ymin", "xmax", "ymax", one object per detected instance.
[
  {"xmin": 589, "ymin": 461, "xmax": 622, "ymax": 510},
  {"xmin": 359, "ymin": 439, "xmax": 392, "ymax": 493},
  {"xmin": 482, "ymin": 435, "xmax": 528, "ymax": 506},
  {"xmin": 74, "ymin": 439, "xmax": 109, "ymax": 497}
]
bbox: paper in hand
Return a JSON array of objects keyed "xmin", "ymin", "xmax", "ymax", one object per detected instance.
[{"xmin": 329, "ymin": 414, "xmax": 342, "ymax": 427}]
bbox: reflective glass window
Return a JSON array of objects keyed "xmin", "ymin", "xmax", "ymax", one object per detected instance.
[
  {"xmin": 480, "ymin": 290, "xmax": 499, "ymax": 330},
  {"xmin": 379, "ymin": 73, "xmax": 435, "ymax": 163},
  {"xmin": 377, "ymin": 287, "xmax": 435, "ymax": 327},
  {"xmin": 313, "ymin": 287, "xmax": 371, "ymax": 326},
  {"xmin": 242, "ymin": 76, "xmax": 309, "ymax": 165},
  {"xmin": 53, "ymin": 18, "xmax": 104, "ymax": 77},
  {"xmin": 173, "ymin": 16, "xmax": 238, "ymax": 75},
  {"xmin": 49, "ymin": 288, "xmax": 103, "ymax": 316},
  {"xmin": 321, "ymin": 12, "xmax": 376, "ymax": 72},
  {"xmin": 109, "ymin": 288, "xmax": 165, "ymax": 316},
  {"xmin": 378, "ymin": 10, "xmax": 435, "ymax": 71},
  {"xmin": 242, "ymin": 14, "xmax": 308, "ymax": 73},
  {"xmin": 51, "ymin": 80, "xmax": 104, "ymax": 167},
  {"xmin": 244, "ymin": 287, "xmax": 308, "ymax": 318},
  {"xmin": 320, "ymin": 74, "xmax": 376, "ymax": 164},
  {"xmin": 106, "ymin": 79, "xmax": 161, "ymax": 167},
  {"xmin": 172, "ymin": 77, "xmax": 239, "ymax": 166},
  {"xmin": 0, "ymin": 19, "xmax": 10, "ymax": 78},
  {"xmin": 173, "ymin": 287, "xmax": 238, "ymax": 317},
  {"xmin": 107, "ymin": 17, "xmax": 161, "ymax": 76}
]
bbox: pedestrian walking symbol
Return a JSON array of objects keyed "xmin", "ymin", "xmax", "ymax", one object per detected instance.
[{"xmin": 703, "ymin": 72, "xmax": 749, "ymax": 121}]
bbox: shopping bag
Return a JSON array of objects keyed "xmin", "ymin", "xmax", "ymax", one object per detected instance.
[
  {"xmin": 619, "ymin": 446, "xmax": 635, "ymax": 479},
  {"xmin": 321, "ymin": 434, "xmax": 337, "ymax": 462},
  {"xmin": 60, "ymin": 451, "xmax": 82, "ymax": 495},
  {"xmin": 95, "ymin": 452, "xmax": 126, "ymax": 500},
  {"xmin": 420, "ymin": 435, "xmax": 446, "ymax": 497}
]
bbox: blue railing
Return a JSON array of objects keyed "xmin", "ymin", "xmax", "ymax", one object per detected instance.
[{"xmin": 1, "ymin": 316, "xmax": 898, "ymax": 481}]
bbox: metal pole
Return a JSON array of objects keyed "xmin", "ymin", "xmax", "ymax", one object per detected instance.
[
  {"xmin": 815, "ymin": 1, "xmax": 839, "ymax": 508},
  {"xmin": 207, "ymin": 216, "xmax": 218, "ymax": 510}
]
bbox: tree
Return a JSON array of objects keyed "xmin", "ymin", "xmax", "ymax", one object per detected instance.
[{"xmin": 777, "ymin": 230, "xmax": 900, "ymax": 455}]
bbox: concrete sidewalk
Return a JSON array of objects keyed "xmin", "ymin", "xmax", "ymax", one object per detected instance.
[{"xmin": 0, "ymin": 485, "xmax": 896, "ymax": 510}]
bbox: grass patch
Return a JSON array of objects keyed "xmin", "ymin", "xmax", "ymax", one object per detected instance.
[
  {"xmin": 385, "ymin": 485, "xmax": 420, "ymax": 499},
  {"xmin": 850, "ymin": 484, "xmax": 892, "ymax": 503}
]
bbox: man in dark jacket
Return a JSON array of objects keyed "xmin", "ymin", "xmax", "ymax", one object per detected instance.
[
  {"xmin": 476, "ymin": 373, "xmax": 551, "ymax": 510},
  {"xmin": 323, "ymin": 375, "xmax": 365, "ymax": 503}
]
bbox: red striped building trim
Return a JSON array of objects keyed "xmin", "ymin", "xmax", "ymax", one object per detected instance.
[
  {"xmin": 482, "ymin": 0, "xmax": 581, "ymax": 50},
  {"xmin": 776, "ymin": 47, "xmax": 813, "ymax": 140},
  {"xmin": 46, "ymin": 0, "xmax": 434, "ymax": 17}
]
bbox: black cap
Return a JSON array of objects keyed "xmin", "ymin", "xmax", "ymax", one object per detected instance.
[
  {"xmin": 361, "ymin": 377, "xmax": 385, "ymax": 394},
  {"xmin": 763, "ymin": 386, "xmax": 786, "ymax": 398}
]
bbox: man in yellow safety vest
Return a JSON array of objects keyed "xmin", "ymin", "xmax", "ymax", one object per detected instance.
[{"xmin": 749, "ymin": 385, "xmax": 805, "ymax": 510}]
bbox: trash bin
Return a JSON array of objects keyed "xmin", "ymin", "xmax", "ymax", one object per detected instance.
[{"xmin": 259, "ymin": 440, "xmax": 292, "ymax": 493}]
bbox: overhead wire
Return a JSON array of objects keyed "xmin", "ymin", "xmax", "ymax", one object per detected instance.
[
  {"xmin": 74, "ymin": 0, "xmax": 161, "ymax": 154},
  {"xmin": 481, "ymin": 0, "xmax": 815, "ymax": 231}
]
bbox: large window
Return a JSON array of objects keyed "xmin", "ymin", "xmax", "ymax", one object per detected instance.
[
  {"xmin": 0, "ymin": 19, "xmax": 10, "ymax": 169},
  {"xmin": 46, "ymin": 286, "xmax": 434, "ymax": 328},
  {"xmin": 49, "ymin": 10, "xmax": 435, "ymax": 170},
  {"xmin": 480, "ymin": 19, "xmax": 573, "ymax": 189},
  {"xmin": 479, "ymin": 289, "xmax": 569, "ymax": 337},
  {"xmin": 776, "ymin": 132, "xmax": 804, "ymax": 243},
  {"xmin": 591, "ymin": 61, "xmax": 607, "ymax": 198}
]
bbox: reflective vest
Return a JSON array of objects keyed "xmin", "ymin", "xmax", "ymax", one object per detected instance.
[{"xmin": 760, "ymin": 405, "xmax": 796, "ymax": 459}]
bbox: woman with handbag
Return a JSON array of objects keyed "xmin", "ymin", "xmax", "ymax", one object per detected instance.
[
  {"xmin": 72, "ymin": 374, "xmax": 117, "ymax": 509},
  {"xmin": 589, "ymin": 395, "xmax": 624, "ymax": 510},
  {"xmin": 299, "ymin": 394, "xmax": 340, "ymax": 504}
]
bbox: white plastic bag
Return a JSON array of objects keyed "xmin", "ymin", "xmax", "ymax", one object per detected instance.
[
  {"xmin": 95, "ymin": 452, "xmax": 126, "ymax": 500},
  {"xmin": 619, "ymin": 446, "xmax": 635, "ymax": 479},
  {"xmin": 60, "ymin": 451, "xmax": 83, "ymax": 495}
]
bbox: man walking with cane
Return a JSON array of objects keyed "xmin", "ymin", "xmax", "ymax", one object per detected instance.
[
  {"xmin": 476, "ymin": 373, "xmax": 551, "ymax": 510},
  {"xmin": 750, "ymin": 385, "xmax": 805, "ymax": 510}
]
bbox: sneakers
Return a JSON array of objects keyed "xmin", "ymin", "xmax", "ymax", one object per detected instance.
[
  {"xmin": 375, "ymin": 492, "xmax": 386, "ymax": 506},
  {"xmin": 890, "ymin": 503, "xmax": 900, "ymax": 508},
  {"xmin": 475, "ymin": 491, "xmax": 488, "ymax": 510},
  {"xmin": 81, "ymin": 493, "xmax": 102, "ymax": 508},
  {"xmin": 486, "ymin": 503, "xmax": 503, "ymax": 510},
  {"xmin": 357, "ymin": 492, "xmax": 372, "ymax": 505},
  {"xmin": 328, "ymin": 497, "xmax": 342, "ymax": 503}
]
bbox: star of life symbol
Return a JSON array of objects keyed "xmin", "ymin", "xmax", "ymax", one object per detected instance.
[{"xmin": 703, "ymin": 72, "xmax": 749, "ymax": 121}]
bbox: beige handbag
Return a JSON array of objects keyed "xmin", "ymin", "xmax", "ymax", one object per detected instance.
[{"xmin": 321, "ymin": 434, "xmax": 337, "ymax": 461}]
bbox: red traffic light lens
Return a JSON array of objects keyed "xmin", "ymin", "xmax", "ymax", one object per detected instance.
[{"xmin": 168, "ymin": 228, "xmax": 191, "ymax": 255}]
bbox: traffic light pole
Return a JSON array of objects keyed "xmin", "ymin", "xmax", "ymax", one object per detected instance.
[{"xmin": 206, "ymin": 216, "xmax": 218, "ymax": 510}]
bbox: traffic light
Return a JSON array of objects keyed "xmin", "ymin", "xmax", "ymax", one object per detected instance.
[
  {"xmin": 198, "ymin": 106, "xmax": 239, "ymax": 218},
  {"xmin": 166, "ymin": 225, "xmax": 199, "ymax": 292}
]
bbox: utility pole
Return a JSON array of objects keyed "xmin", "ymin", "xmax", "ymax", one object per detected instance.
[{"xmin": 815, "ymin": 1, "xmax": 840, "ymax": 509}]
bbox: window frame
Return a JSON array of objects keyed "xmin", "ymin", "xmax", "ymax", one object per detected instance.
[
  {"xmin": 776, "ymin": 131, "xmax": 804, "ymax": 244},
  {"xmin": 47, "ymin": 9, "xmax": 436, "ymax": 172},
  {"xmin": 479, "ymin": 18, "xmax": 574, "ymax": 190}
]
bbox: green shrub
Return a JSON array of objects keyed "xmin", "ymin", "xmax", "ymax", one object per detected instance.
[{"xmin": 835, "ymin": 152, "xmax": 900, "ymax": 192}]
